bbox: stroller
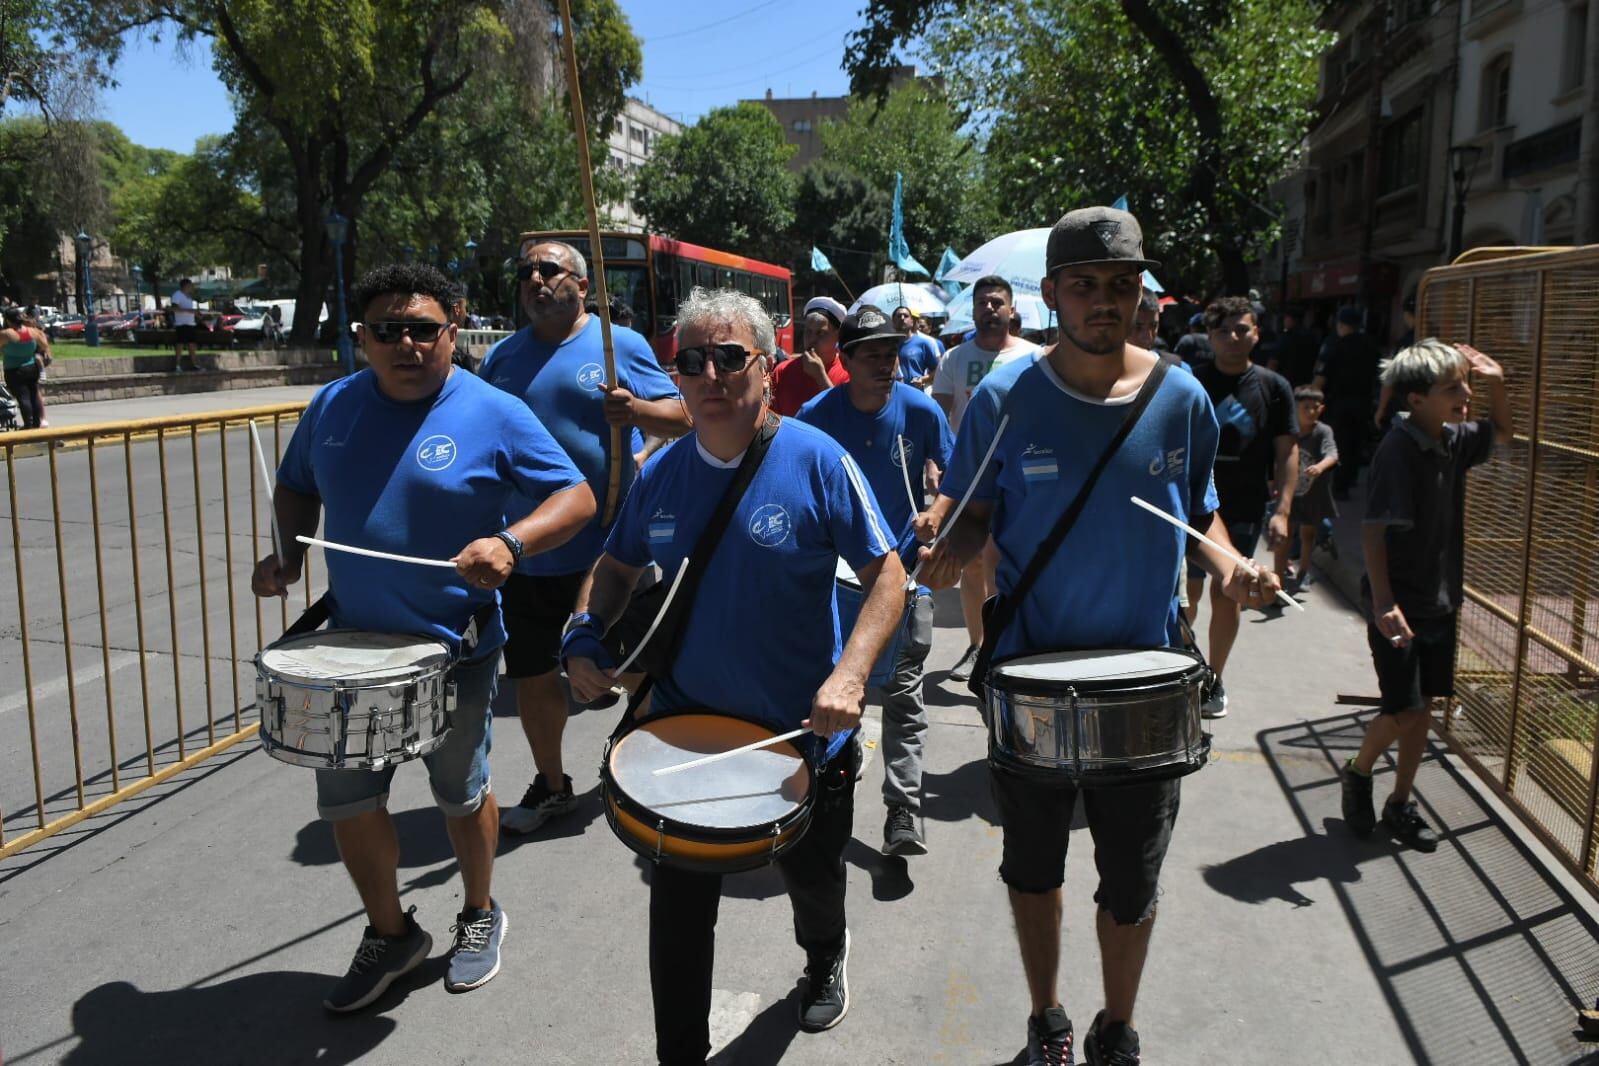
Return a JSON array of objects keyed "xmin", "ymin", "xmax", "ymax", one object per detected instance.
[{"xmin": 0, "ymin": 380, "xmax": 19, "ymax": 431}]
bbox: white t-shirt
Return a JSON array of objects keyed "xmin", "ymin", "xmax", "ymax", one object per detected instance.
[
  {"xmin": 171, "ymin": 290, "xmax": 197, "ymax": 326},
  {"xmin": 931, "ymin": 337, "xmax": 1041, "ymax": 426}
]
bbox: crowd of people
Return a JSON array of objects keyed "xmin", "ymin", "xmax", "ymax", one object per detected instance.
[{"xmin": 243, "ymin": 204, "xmax": 1509, "ymax": 1066}]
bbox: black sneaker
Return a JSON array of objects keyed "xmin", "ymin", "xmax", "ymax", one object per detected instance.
[
  {"xmin": 1383, "ymin": 798, "xmax": 1439, "ymax": 852},
  {"xmin": 798, "ymin": 928, "xmax": 850, "ymax": 1032},
  {"xmin": 1026, "ymin": 1006, "xmax": 1074, "ymax": 1065},
  {"xmin": 323, "ymin": 906, "xmax": 432, "ymax": 1013},
  {"xmin": 499, "ymin": 773, "xmax": 577, "ymax": 836},
  {"xmin": 882, "ymin": 804, "xmax": 927, "ymax": 857},
  {"xmin": 1083, "ymin": 1010, "xmax": 1140, "ymax": 1065},
  {"xmin": 1341, "ymin": 760, "xmax": 1376, "ymax": 837},
  {"xmin": 949, "ymin": 644, "xmax": 979, "ymax": 683}
]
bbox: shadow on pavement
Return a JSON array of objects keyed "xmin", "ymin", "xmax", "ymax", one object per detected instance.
[
  {"xmin": 58, "ymin": 960, "xmax": 444, "ymax": 1065},
  {"xmin": 495, "ymin": 783, "xmax": 604, "ymax": 848},
  {"xmin": 921, "ymin": 755, "xmax": 1001, "ymax": 828},
  {"xmin": 707, "ymin": 985, "xmax": 801, "ymax": 1065},
  {"xmin": 1238, "ymin": 709, "xmax": 1599, "ymax": 1065},
  {"xmin": 844, "ymin": 837, "xmax": 914, "ymax": 901}
]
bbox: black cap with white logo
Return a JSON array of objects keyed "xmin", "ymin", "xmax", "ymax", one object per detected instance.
[{"xmin": 839, "ymin": 304, "xmax": 903, "ymax": 351}]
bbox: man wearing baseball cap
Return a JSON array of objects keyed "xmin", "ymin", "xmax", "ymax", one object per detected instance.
[
  {"xmin": 919, "ymin": 206, "xmax": 1279, "ymax": 1066},
  {"xmin": 771, "ymin": 295, "xmax": 851, "ymax": 415}
]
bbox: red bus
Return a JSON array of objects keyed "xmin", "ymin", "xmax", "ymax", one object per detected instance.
[{"xmin": 518, "ymin": 230, "xmax": 795, "ymax": 366}]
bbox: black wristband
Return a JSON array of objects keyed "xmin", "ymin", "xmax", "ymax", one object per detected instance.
[{"xmin": 493, "ymin": 530, "xmax": 523, "ymax": 563}]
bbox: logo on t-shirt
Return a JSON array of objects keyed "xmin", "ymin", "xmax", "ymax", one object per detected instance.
[
  {"xmin": 576, "ymin": 362, "xmax": 606, "ymax": 390},
  {"xmin": 416, "ymin": 435, "xmax": 458, "ymax": 471},
  {"xmin": 647, "ymin": 507, "xmax": 675, "ymax": 544},
  {"xmin": 748, "ymin": 503, "xmax": 792, "ymax": 548},
  {"xmin": 1148, "ymin": 446, "xmax": 1187, "ymax": 480},
  {"xmin": 1021, "ymin": 443, "xmax": 1058, "ymax": 483},
  {"xmin": 890, "ymin": 437, "xmax": 912, "ymax": 469}
]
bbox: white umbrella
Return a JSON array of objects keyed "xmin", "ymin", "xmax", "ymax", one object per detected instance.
[
  {"xmin": 942, "ymin": 288, "xmax": 1054, "ymax": 333},
  {"xmin": 944, "ymin": 227, "xmax": 1163, "ymax": 294},
  {"xmin": 848, "ymin": 282, "xmax": 949, "ymax": 317}
]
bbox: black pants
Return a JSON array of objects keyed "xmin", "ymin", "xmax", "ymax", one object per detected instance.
[
  {"xmin": 1327, "ymin": 401, "xmax": 1367, "ymax": 494},
  {"xmin": 5, "ymin": 363, "xmax": 41, "ymax": 429},
  {"xmin": 649, "ymin": 739, "xmax": 859, "ymax": 1066}
]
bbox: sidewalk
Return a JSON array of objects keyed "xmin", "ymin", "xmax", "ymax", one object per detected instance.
[{"xmin": 36, "ymin": 384, "xmax": 323, "ymax": 429}]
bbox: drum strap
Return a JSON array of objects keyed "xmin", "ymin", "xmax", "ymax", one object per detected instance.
[
  {"xmin": 631, "ymin": 413, "xmax": 781, "ymax": 680},
  {"xmin": 968, "ymin": 358, "xmax": 1171, "ymax": 699}
]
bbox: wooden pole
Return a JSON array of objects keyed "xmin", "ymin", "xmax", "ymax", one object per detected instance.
[
  {"xmin": 831, "ymin": 268, "xmax": 856, "ymax": 303},
  {"xmin": 557, "ymin": 0, "xmax": 623, "ymax": 525}
]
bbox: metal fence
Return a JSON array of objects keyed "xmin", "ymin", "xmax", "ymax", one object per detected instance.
[
  {"xmin": 0, "ymin": 403, "xmax": 318, "ymax": 859},
  {"xmin": 1417, "ymin": 244, "xmax": 1599, "ymax": 894}
]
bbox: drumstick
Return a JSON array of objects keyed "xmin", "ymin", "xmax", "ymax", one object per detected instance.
[
  {"xmin": 249, "ymin": 419, "xmax": 284, "ymax": 565},
  {"xmin": 1128, "ymin": 496, "xmax": 1303, "ymax": 613},
  {"xmin": 910, "ymin": 413, "xmax": 1009, "ymax": 582},
  {"xmin": 652, "ymin": 726, "xmax": 809, "ymax": 776},
  {"xmin": 897, "ymin": 436, "xmax": 920, "ymax": 517},
  {"xmin": 608, "ymin": 557, "xmax": 691, "ymax": 679},
  {"xmin": 296, "ymin": 535, "xmax": 458, "ymax": 570}
]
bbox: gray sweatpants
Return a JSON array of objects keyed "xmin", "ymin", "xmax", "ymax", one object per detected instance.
[{"xmin": 873, "ymin": 591, "xmax": 935, "ymax": 812}]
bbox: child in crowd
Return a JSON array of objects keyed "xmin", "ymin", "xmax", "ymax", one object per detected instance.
[
  {"xmin": 1342, "ymin": 339, "xmax": 1511, "ymax": 851},
  {"xmin": 1287, "ymin": 386, "xmax": 1338, "ymax": 589}
]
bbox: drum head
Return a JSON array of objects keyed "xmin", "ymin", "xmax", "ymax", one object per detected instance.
[
  {"xmin": 609, "ymin": 714, "xmax": 810, "ymax": 831},
  {"xmin": 260, "ymin": 630, "xmax": 451, "ymax": 684},
  {"xmin": 994, "ymin": 648, "xmax": 1201, "ymax": 686}
]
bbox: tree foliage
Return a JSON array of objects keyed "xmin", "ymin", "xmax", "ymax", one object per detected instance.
[
  {"xmin": 634, "ymin": 103, "xmax": 797, "ymax": 257},
  {"xmin": 846, "ymin": 0, "xmax": 1330, "ymax": 294}
]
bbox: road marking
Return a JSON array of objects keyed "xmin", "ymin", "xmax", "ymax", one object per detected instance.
[
  {"xmin": 707, "ymin": 988, "xmax": 763, "ymax": 1056},
  {"xmin": 0, "ymin": 650, "xmax": 145, "ymax": 716}
]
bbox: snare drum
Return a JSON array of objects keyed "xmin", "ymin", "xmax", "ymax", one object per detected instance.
[
  {"xmin": 255, "ymin": 630, "xmax": 455, "ymax": 770},
  {"xmin": 601, "ymin": 711, "xmax": 815, "ymax": 874},
  {"xmin": 985, "ymin": 648, "xmax": 1210, "ymax": 786},
  {"xmin": 834, "ymin": 558, "xmax": 911, "ymax": 687}
]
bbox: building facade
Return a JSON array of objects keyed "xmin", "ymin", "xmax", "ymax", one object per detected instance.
[
  {"xmin": 745, "ymin": 66, "xmax": 932, "ymax": 171},
  {"xmin": 606, "ymin": 97, "xmax": 684, "ymax": 228}
]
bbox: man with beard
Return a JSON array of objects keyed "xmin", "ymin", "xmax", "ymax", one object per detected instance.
[{"xmin": 479, "ymin": 239, "xmax": 690, "ymax": 836}]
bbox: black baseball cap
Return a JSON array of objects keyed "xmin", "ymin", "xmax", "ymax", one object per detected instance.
[
  {"xmin": 1045, "ymin": 206, "xmax": 1161, "ymax": 276},
  {"xmin": 839, "ymin": 305, "xmax": 902, "ymax": 351}
]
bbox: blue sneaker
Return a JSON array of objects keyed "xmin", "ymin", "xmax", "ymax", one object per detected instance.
[
  {"xmin": 323, "ymin": 906, "xmax": 432, "ymax": 1013},
  {"xmin": 445, "ymin": 901, "xmax": 507, "ymax": 992}
]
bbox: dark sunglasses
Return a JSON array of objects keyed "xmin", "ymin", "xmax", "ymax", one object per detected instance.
[
  {"xmin": 362, "ymin": 320, "xmax": 448, "ymax": 344},
  {"xmin": 516, "ymin": 259, "xmax": 572, "ymax": 283},
  {"xmin": 674, "ymin": 343, "xmax": 767, "ymax": 377}
]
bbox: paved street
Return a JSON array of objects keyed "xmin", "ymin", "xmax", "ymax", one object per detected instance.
[{"xmin": 2, "ymin": 386, "xmax": 1598, "ymax": 1064}]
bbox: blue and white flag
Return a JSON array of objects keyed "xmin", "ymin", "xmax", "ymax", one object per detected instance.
[
  {"xmin": 810, "ymin": 246, "xmax": 834, "ymax": 274},
  {"xmin": 935, "ymin": 246, "xmax": 962, "ymax": 297},
  {"xmin": 888, "ymin": 172, "xmax": 931, "ymax": 277}
]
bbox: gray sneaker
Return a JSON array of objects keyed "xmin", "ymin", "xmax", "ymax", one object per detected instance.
[
  {"xmin": 949, "ymin": 644, "xmax": 980, "ymax": 683},
  {"xmin": 882, "ymin": 804, "xmax": 927, "ymax": 857},
  {"xmin": 798, "ymin": 928, "xmax": 850, "ymax": 1032},
  {"xmin": 1201, "ymin": 678, "xmax": 1228, "ymax": 719},
  {"xmin": 500, "ymin": 774, "xmax": 577, "ymax": 836},
  {"xmin": 323, "ymin": 906, "xmax": 432, "ymax": 1013},
  {"xmin": 445, "ymin": 901, "xmax": 507, "ymax": 992}
]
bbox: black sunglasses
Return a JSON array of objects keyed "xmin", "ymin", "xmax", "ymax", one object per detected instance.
[
  {"xmin": 363, "ymin": 320, "xmax": 448, "ymax": 344},
  {"xmin": 674, "ymin": 343, "xmax": 767, "ymax": 377},
  {"xmin": 516, "ymin": 259, "xmax": 572, "ymax": 283}
]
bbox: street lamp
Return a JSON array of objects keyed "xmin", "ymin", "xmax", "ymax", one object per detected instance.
[
  {"xmin": 324, "ymin": 210, "xmax": 354, "ymax": 375},
  {"xmin": 463, "ymin": 238, "xmax": 478, "ymax": 304},
  {"xmin": 131, "ymin": 264, "xmax": 143, "ymax": 313},
  {"xmin": 76, "ymin": 230, "xmax": 99, "ymax": 347},
  {"xmin": 1448, "ymin": 144, "xmax": 1485, "ymax": 263}
]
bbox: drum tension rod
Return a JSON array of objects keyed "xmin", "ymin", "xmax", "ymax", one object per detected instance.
[{"xmin": 654, "ymin": 819, "xmax": 665, "ymax": 862}]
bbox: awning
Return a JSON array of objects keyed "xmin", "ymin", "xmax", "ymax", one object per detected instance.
[{"xmin": 1288, "ymin": 260, "xmax": 1399, "ymax": 300}]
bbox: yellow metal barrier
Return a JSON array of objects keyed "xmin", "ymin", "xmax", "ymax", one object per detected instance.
[
  {"xmin": 1, "ymin": 403, "xmax": 320, "ymax": 859},
  {"xmin": 1417, "ymin": 243, "xmax": 1599, "ymax": 894}
]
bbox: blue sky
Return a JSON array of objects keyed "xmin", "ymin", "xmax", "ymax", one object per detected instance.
[{"xmin": 91, "ymin": 1, "xmax": 877, "ymax": 152}]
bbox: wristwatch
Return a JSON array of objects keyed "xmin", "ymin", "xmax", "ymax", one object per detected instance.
[{"xmin": 493, "ymin": 529, "xmax": 524, "ymax": 563}]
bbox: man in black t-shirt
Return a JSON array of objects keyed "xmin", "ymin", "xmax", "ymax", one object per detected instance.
[
  {"xmin": 1186, "ymin": 296, "xmax": 1298, "ymax": 718},
  {"xmin": 1314, "ymin": 306, "xmax": 1381, "ymax": 497},
  {"xmin": 1266, "ymin": 307, "xmax": 1321, "ymax": 387}
]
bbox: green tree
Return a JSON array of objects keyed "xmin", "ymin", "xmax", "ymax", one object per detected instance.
[
  {"xmin": 0, "ymin": 0, "xmax": 52, "ymax": 114},
  {"xmin": 846, "ymin": 0, "xmax": 1331, "ymax": 294},
  {"xmin": 52, "ymin": 0, "xmax": 642, "ymax": 341},
  {"xmin": 633, "ymin": 103, "xmax": 797, "ymax": 257}
]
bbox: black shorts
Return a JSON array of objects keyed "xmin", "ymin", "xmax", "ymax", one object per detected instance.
[
  {"xmin": 500, "ymin": 569, "xmax": 664, "ymax": 678},
  {"xmin": 174, "ymin": 324, "xmax": 200, "ymax": 344},
  {"xmin": 1367, "ymin": 611, "xmax": 1457, "ymax": 714},
  {"xmin": 989, "ymin": 766, "xmax": 1181, "ymax": 924},
  {"xmin": 1187, "ymin": 516, "xmax": 1262, "ymax": 581}
]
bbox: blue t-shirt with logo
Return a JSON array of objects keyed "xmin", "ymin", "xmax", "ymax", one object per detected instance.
[
  {"xmin": 479, "ymin": 315, "xmax": 679, "ymax": 575},
  {"xmin": 795, "ymin": 382, "xmax": 954, "ymax": 569},
  {"xmin": 277, "ymin": 369, "xmax": 586, "ymax": 657},
  {"xmin": 941, "ymin": 356, "xmax": 1221, "ymax": 659},
  {"xmin": 606, "ymin": 419, "xmax": 893, "ymax": 740},
  {"xmin": 898, "ymin": 333, "xmax": 942, "ymax": 383}
]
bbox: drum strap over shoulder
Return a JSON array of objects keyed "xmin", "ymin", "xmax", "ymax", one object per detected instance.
[{"xmin": 968, "ymin": 358, "xmax": 1170, "ymax": 699}]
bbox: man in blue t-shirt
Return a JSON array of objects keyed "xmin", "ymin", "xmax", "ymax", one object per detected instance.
[
  {"xmin": 478, "ymin": 238, "xmax": 690, "ymax": 836},
  {"xmin": 892, "ymin": 305, "xmax": 942, "ymax": 388},
  {"xmin": 563, "ymin": 286, "xmax": 906, "ymax": 1060},
  {"xmin": 797, "ymin": 305, "xmax": 953, "ymax": 858},
  {"xmin": 919, "ymin": 208, "xmax": 1280, "ymax": 1066},
  {"xmin": 251, "ymin": 263, "xmax": 594, "ymax": 1013}
]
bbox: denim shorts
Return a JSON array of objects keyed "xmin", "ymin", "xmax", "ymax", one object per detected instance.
[{"xmin": 315, "ymin": 651, "xmax": 498, "ymax": 821}]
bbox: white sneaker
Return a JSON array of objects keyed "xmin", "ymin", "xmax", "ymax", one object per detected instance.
[{"xmin": 499, "ymin": 774, "xmax": 577, "ymax": 836}]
